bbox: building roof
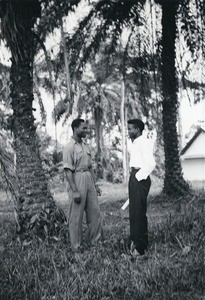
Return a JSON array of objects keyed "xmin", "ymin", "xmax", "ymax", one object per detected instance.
[{"xmin": 181, "ymin": 127, "xmax": 205, "ymax": 155}]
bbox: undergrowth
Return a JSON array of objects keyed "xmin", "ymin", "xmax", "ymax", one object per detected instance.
[{"xmin": 0, "ymin": 192, "xmax": 204, "ymax": 300}]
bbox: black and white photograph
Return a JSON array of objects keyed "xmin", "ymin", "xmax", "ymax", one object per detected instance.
[{"xmin": 0, "ymin": 0, "xmax": 204, "ymax": 299}]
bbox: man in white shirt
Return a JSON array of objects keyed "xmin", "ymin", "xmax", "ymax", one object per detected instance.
[{"xmin": 127, "ymin": 119, "xmax": 156, "ymax": 256}]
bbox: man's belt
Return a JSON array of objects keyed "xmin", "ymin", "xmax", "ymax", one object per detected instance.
[
  {"xmin": 75, "ymin": 167, "xmax": 90, "ymax": 173},
  {"xmin": 131, "ymin": 167, "xmax": 140, "ymax": 172}
]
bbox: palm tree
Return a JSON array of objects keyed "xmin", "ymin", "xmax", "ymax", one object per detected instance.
[
  {"xmin": 49, "ymin": 42, "xmax": 122, "ymax": 179},
  {"xmin": 156, "ymin": 0, "xmax": 204, "ymax": 194},
  {"xmin": 0, "ymin": 0, "xmax": 82, "ymax": 238},
  {"xmin": 81, "ymin": 75, "xmax": 121, "ymax": 180},
  {"xmin": 156, "ymin": 0, "xmax": 190, "ymax": 195},
  {"xmin": 68, "ymin": 0, "xmax": 204, "ymax": 196}
]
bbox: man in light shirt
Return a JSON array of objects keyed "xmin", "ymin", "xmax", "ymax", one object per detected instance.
[
  {"xmin": 127, "ymin": 119, "xmax": 156, "ymax": 256},
  {"xmin": 63, "ymin": 119, "xmax": 101, "ymax": 252}
]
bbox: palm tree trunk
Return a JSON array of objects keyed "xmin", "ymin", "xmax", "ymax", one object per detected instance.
[
  {"xmin": 66, "ymin": 83, "xmax": 80, "ymax": 143},
  {"xmin": 161, "ymin": 1, "xmax": 189, "ymax": 196},
  {"xmin": 60, "ymin": 16, "xmax": 72, "ymax": 102},
  {"xmin": 94, "ymin": 95, "xmax": 103, "ymax": 179},
  {"xmin": 11, "ymin": 58, "xmax": 56, "ymax": 232},
  {"xmin": 4, "ymin": 0, "xmax": 65, "ymax": 237},
  {"xmin": 120, "ymin": 78, "xmax": 128, "ymax": 183}
]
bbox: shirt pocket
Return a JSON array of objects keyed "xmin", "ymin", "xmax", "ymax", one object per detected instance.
[
  {"xmin": 74, "ymin": 148, "xmax": 83, "ymax": 165},
  {"xmin": 76, "ymin": 148, "xmax": 83, "ymax": 157}
]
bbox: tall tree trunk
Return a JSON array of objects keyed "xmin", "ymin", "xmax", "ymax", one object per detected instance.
[
  {"xmin": 120, "ymin": 78, "xmax": 128, "ymax": 183},
  {"xmin": 3, "ymin": 0, "xmax": 65, "ymax": 238},
  {"xmin": 94, "ymin": 94, "xmax": 103, "ymax": 179},
  {"xmin": 161, "ymin": 1, "xmax": 189, "ymax": 196},
  {"xmin": 60, "ymin": 16, "xmax": 72, "ymax": 102},
  {"xmin": 66, "ymin": 83, "xmax": 80, "ymax": 143}
]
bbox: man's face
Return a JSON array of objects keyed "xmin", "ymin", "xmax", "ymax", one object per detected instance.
[
  {"xmin": 76, "ymin": 122, "xmax": 87, "ymax": 138},
  {"xmin": 128, "ymin": 123, "xmax": 139, "ymax": 139}
]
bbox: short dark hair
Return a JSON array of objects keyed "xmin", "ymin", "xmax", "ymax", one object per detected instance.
[
  {"xmin": 127, "ymin": 119, "xmax": 145, "ymax": 132},
  {"xmin": 71, "ymin": 118, "xmax": 85, "ymax": 131}
]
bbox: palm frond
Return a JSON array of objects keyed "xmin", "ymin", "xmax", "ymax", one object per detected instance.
[
  {"xmin": 36, "ymin": 0, "xmax": 83, "ymax": 44},
  {"xmin": 0, "ymin": 131, "xmax": 17, "ymax": 199},
  {"xmin": 52, "ymin": 98, "xmax": 68, "ymax": 123},
  {"xmin": 68, "ymin": 0, "xmax": 146, "ymax": 75},
  {"xmin": 179, "ymin": 0, "xmax": 204, "ymax": 58},
  {"xmin": 0, "ymin": 62, "xmax": 10, "ymax": 106},
  {"xmin": 0, "ymin": 0, "xmax": 41, "ymax": 61}
]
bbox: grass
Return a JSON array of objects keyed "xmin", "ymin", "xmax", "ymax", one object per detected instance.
[{"xmin": 0, "ymin": 185, "xmax": 204, "ymax": 300}]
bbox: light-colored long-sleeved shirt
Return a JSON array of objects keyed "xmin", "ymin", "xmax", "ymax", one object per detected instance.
[{"xmin": 129, "ymin": 135, "xmax": 156, "ymax": 181}]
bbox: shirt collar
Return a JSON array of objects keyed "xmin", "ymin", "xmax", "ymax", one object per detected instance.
[
  {"xmin": 71, "ymin": 137, "xmax": 86, "ymax": 145},
  {"xmin": 133, "ymin": 135, "xmax": 143, "ymax": 143}
]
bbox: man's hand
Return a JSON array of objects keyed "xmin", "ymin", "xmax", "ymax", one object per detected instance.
[
  {"xmin": 73, "ymin": 191, "xmax": 81, "ymax": 204},
  {"xmin": 95, "ymin": 184, "xmax": 102, "ymax": 196}
]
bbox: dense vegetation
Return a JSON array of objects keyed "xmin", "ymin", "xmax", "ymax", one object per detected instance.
[{"xmin": 0, "ymin": 188, "xmax": 204, "ymax": 300}]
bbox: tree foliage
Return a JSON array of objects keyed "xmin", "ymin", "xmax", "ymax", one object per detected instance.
[
  {"xmin": 65, "ymin": 0, "xmax": 204, "ymax": 195},
  {"xmin": 0, "ymin": 0, "xmax": 84, "ymax": 238},
  {"xmin": 0, "ymin": 0, "xmax": 204, "ymax": 209}
]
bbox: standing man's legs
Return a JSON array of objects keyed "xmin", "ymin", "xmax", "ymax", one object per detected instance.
[
  {"xmin": 68, "ymin": 173, "xmax": 87, "ymax": 251},
  {"xmin": 85, "ymin": 173, "xmax": 101, "ymax": 245},
  {"xmin": 128, "ymin": 169, "xmax": 151, "ymax": 255}
]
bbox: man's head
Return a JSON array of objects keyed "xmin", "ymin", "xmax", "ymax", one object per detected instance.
[
  {"xmin": 127, "ymin": 119, "xmax": 144, "ymax": 140},
  {"xmin": 71, "ymin": 118, "xmax": 87, "ymax": 138}
]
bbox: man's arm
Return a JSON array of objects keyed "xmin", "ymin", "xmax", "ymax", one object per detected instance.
[
  {"xmin": 64, "ymin": 169, "xmax": 78, "ymax": 192},
  {"xmin": 63, "ymin": 144, "xmax": 81, "ymax": 203},
  {"xmin": 64, "ymin": 169, "xmax": 81, "ymax": 203}
]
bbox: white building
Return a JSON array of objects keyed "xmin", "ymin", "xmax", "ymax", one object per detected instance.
[{"xmin": 180, "ymin": 127, "xmax": 205, "ymax": 182}]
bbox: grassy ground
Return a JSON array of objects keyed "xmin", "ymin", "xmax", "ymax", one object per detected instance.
[{"xmin": 0, "ymin": 181, "xmax": 204, "ymax": 300}]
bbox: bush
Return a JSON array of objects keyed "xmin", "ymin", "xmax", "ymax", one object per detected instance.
[{"xmin": 106, "ymin": 168, "xmax": 123, "ymax": 183}]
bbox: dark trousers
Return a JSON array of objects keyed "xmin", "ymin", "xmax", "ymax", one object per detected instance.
[{"xmin": 128, "ymin": 168, "xmax": 151, "ymax": 255}]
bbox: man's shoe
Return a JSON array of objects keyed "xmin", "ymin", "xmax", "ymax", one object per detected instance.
[
  {"xmin": 129, "ymin": 242, "xmax": 148, "ymax": 260},
  {"xmin": 72, "ymin": 246, "xmax": 81, "ymax": 253},
  {"xmin": 131, "ymin": 249, "xmax": 148, "ymax": 260}
]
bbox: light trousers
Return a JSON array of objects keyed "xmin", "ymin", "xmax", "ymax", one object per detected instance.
[{"xmin": 68, "ymin": 171, "xmax": 101, "ymax": 250}]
